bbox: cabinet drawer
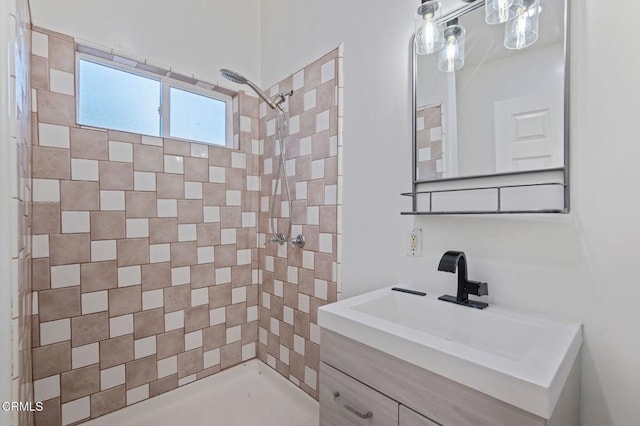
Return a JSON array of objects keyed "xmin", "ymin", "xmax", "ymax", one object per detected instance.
[
  {"xmin": 320, "ymin": 362, "xmax": 399, "ymax": 426},
  {"xmin": 399, "ymin": 405, "xmax": 440, "ymax": 426}
]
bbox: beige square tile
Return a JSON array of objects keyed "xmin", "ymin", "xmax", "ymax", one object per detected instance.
[
  {"xmin": 190, "ymin": 264, "xmax": 214, "ymax": 289},
  {"xmin": 31, "ymin": 54, "xmax": 49, "ymax": 90},
  {"xmin": 49, "ymin": 234, "xmax": 90, "ymax": 266},
  {"xmin": 214, "ymin": 245, "xmax": 236, "ymax": 268},
  {"xmin": 33, "ymin": 341, "xmax": 71, "ymax": 380},
  {"xmin": 149, "ymin": 218, "xmax": 178, "ymax": 244},
  {"xmin": 35, "ymin": 397, "xmax": 61, "ymax": 426},
  {"xmin": 61, "ymin": 364, "xmax": 100, "ymax": 403},
  {"xmin": 149, "ymin": 375, "xmax": 177, "ymax": 398},
  {"xmin": 295, "ymin": 156, "xmax": 311, "ymax": 181},
  {"xmin": 134, "ymin": 308, "xmax": 164, "ymax": 339},
  {"xmin": 156, "ymin": 174, "xmax": 184, "ymax": 199},
  {"xmin": 196, "ymin": 223, "xmax": 220, "ymax": 247},
  {"xmin": 61, "ymin": 181, "xmax": 100, "ymax": 211},
  {"xmin": 220, "ymin": 342, "xmax": 242, "ymax": 370},
  {"xmin": 315, "ymin": 80, "xmax": 335, "ymax": 112},
  {"xmin": 133, "ymin": 145, "xmax": 164, "ymax": 172},
  {"xmin": 203, "ymin": 325, "xmax": 225, "ymax": 351},
  {"xmin": 100, "ymin": 335, "xmax": 134, "ymax": 369},
  {"xmin": 226, "ymin": 303, "xmax": 247, "ymax": 327},
  {"xmin": 117, "ymin": 238, "xmax": 150, "ymax": 267},
  {"xmin": 99, "ymin": 162, "xmax": 134, "ymax": 190},
  {"xmin": 294, "ymin": 310, "xmax": 310, "ymax": 339},
  {"xmin": 164, "ymin": 139, "xmax": 190, "ymax": 156},
  {"xmin": 311, "ymin": 130, "xmax": 331, "ymax": 161},
  {"xmin": 33, "ymin": 258, "xmax": 51, "ymax": 291},
  {"xmin": 177, "ymin": 348, "xmax": 203, "ymax": 378},
  {"xmin": 220, "ymin": 207, "xmax": 242, "ymax": 228},
  {"xmin": 125, "ymin": 192, "xmax": 157, "ymax": 218},
  {"xmin": 236, "ymin": 229, "xmax": 256, "ymax": 250},
  {"xmin": 202, "ymin": 183, "xmax": 225, "ymax": 206},
  {"xmin": 307, "ymin": 180, "xmax": 325, "ymax": 206},
  {"xmin": 208, "ymin": 284, "xmax": 231, "ymax": 309},
  {"xmin": 323, "ymin": 157, "xmax": 338, "ymax": 185},
  {"xmin": 33, "ymin": 146, "xmax": 70, "ymax": 179},
  {"xmin": 70, "ymin": 128, "xmax": 109, "ymax": 160},
  {"xmin": 39, "ymin": 287, "xmax": 81, "ymax": 322},
  {"xmin": 141, "ymin": 262, "xmax": 171, "ymax": 291},
  {"xmin": 177, "ymin": 200, "xmax": 203, "ymax": 224},
  {"xmin": 184, "ymin": 157, "xmax": 209, "ymax": 182},
  {"xmin": 37, "ymin": 90, "xmax": 75, "ymax": 126},
  {"xmin": 170, "ymin": 242, "xmax": 197, "ymax": 267},
  {"xmin": 319, "ymin": 206, "xmax": 337, "ymax": 232},
  {"xmin": 81, "ymin": 261, "xmax": 118, "ymax": 293},
  {"xmin": 208, "ymin": 146, "xmax": 231, "ymax": 167},
  {"xmin": 48, "ymin": 36, "xmax": 75, "ymax": 73},
  {"xmin": 90, "ymin": 385, "xmax": 125, "ymax": 418},
  {"xmin": 33, "ymin": 202, "xmax": 60, "ymax": 235},
  {"xmin": 163, "ymin": 285, "xmax": 190, "ymax": 313},
  {"xmin": 231, "ymin": 266, "xmax": 252, "ymax": 287},
  {"xmin": 125, "ymin": 355, "xmax": 157, "ymax": 390},
  {"xmin": 184, "ymin": 305, "xmax": 210, "ymax": 333},
  {"xmin": 72, "ymin": 312, "xmax": 109, "ymax": 347},
  {"xmin": 108, "ymin": 286, "xmax": 141, "ymax": 317},
  {"xmin": 157, "ymin": 329, "xmax": 184, "ymax": 360},
  {"xmin": 241, "ymin": 322, "xmax": 258, "ymax": 344},
  {"xmin": 225, "ymin": 168, "xmax": 246, "ymax": 191},
  {"xmin": 91, "ymin": 212, "xmax": 125, "ymax": 240}
]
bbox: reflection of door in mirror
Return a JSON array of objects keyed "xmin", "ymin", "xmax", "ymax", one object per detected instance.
[{"xmin": 494, "ymin": 90, "xmax": 563, "ymax": 172}]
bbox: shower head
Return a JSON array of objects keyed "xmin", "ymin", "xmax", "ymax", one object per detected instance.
[
  {"xmin": 220, "ymin": 68, "xmax": 246, "ymax": 84},
  {"xmin": 219, "ymin": 68, "xmax": 279, "ymax": 110}
]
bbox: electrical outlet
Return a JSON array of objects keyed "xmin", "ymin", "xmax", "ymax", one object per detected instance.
[{"xmin": 407, "ymin": 228, "xmax": 422, "ymax": 257}]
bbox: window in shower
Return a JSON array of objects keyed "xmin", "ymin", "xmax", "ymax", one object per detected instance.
[{"xmin": 77, "ymin": 56, "xmax": 232, "ymax": 147}]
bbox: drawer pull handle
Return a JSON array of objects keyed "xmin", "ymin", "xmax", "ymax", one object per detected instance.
[{"xmin": 333, "ymin": 391, "xmax": 373, "ymax": 419}]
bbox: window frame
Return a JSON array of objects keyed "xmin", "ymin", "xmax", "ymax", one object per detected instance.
[{"xmin": 76, "ymin": 53, "xmax": 234, "ymax": 148}]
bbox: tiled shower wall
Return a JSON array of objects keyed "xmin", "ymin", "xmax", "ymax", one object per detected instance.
[
  {"xmin": 257, "ymin": 48, "xmax": 342, "ymax": 399},
  {"xmin": 5, "ymin": 0, "xmax": 34, "ymax": 424},
  {"xmin": 415, "ymin": 104, "xmax": 444, "ymax": 180},
  {"xmin": 31, "ymin": 28, "xmax": 261, "ymax": 425}
]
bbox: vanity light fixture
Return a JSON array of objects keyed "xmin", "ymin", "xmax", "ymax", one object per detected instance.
[
  {"xmin": 415, "ymin": 0, "xmax": 444, "ymax": 55},
  {"xmin": 438, "ymin": 19, "xmax": 466, "ymax": 72},
  {"xmin": 414, "ymin": 0, "xmax": 541, "ymax": 71},
  {"xmin": 504, "ymin": 0, "xmax": 541, "ymax": 49},
  {"xmin": 485, "ymin": 0, "xmax": 524, "ymax": 24}
]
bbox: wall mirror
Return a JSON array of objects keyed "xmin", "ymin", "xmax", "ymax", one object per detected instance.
[{"xmin": 406, "ymin": 0, "xmax": 569, "ymax": 214}]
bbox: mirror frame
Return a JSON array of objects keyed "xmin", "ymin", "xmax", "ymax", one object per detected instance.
[{"xmin": 408, "ymin": 0, "xmax": 570, "ymax": 214}]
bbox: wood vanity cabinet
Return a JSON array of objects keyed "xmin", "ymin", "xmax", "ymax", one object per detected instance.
[{"xmin": 319, "ymin": 329, "xmax": 580, "ymax": 426}]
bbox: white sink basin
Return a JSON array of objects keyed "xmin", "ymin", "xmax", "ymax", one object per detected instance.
[{"xmin": 318, "ymin": 286, "xmax": 582, "ymax": 419}]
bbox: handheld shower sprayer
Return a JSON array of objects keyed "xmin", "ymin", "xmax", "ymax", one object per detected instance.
[
  {"xmin": 220, "ymin": 68, "xmax": 280, "ymax": 111},
  {"xmin": 219, "ymin": 69, "xmax": 304, "ymax": 248}
]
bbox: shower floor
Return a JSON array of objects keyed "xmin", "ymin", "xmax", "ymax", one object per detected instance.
[{"xmin": 84, "ymin": 360, "xmax": 319, "ymax": 426}]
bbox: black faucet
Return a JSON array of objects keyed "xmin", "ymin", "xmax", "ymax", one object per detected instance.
[{"xmin": 437, "ymin": 251, "xmax": 489, "ymax": 309}]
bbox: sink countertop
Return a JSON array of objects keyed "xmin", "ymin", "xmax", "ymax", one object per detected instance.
[{"xmin": 318, "ymin": 285, "xmax": 582, "ymax": 419}]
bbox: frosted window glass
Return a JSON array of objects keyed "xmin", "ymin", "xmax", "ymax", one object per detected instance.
[
  {"xmin": 169, "ymin": 87, "xmax": 226, "ymax": 145},
  {"xmin": 78, "ymin": 59, "xmax": 161, "ymax": 136}
]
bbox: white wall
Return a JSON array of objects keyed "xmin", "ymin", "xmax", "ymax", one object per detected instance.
[
  {"xmin": 29, "ymin": 0, "xmax": 262, "ymax": 88},
  {"xmin": 261, "ymin": 1, "xmax": 640, "ymax": 425}
]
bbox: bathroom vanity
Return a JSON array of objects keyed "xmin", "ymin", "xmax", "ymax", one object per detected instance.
[{"xmin": 318, "ymin": 287, "xmax": 582, "ymax": 426}]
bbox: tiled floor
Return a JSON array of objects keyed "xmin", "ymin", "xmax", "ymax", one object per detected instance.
[{"xmin": 83, "ymin": 360, "xmax": 319, "ymax": 426}]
